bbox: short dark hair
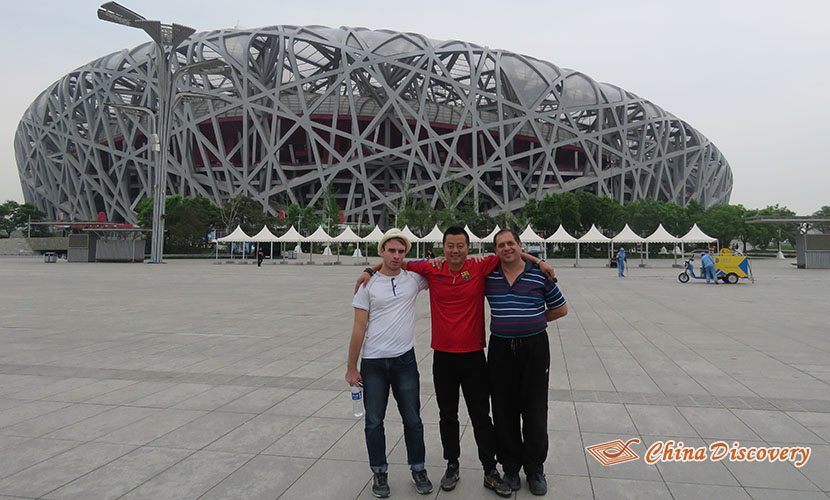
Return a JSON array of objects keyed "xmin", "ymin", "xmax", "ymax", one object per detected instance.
[
  {"xmin": 493, "ymin": 228, "xmax": 521, "ymax": 247},
  {"xmin": 443, "ymin": 225, "xmax": 469, "ymax": 245}
]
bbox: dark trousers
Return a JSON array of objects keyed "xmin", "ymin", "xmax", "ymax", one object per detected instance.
[
  {"xmin": 432, "ymin": 349, "xmax": 497, "ymax": 472},
  {"xmin": 361, "ymin": 348, "xmax": 425, "ymax": 472},
  {"xmin": 488, "ymin": 332, "xmax": 550, "ymax": 475}
]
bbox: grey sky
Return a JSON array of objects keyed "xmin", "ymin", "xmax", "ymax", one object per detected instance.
[{"xmin": 2, "ymin": 0, "xmax": 828, "ymax": 214}]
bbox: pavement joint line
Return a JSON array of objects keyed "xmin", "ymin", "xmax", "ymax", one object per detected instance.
[{"xmin": 550, "ymin": 389, "xmax": 830, "ymax": 413}]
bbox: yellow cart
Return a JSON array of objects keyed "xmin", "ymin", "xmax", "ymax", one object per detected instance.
[{"xmin": 713, "ymin": 248, "xmax": 754, "ymax": 284}]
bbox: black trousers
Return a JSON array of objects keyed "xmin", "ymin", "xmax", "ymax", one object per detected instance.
[
  {"xmin": 432, "ymin": 349, "xmax": 498, "ymax": 472},
  {"xmin": 488, "ymin": 332, "xmax": 550, "ymax": 475}
]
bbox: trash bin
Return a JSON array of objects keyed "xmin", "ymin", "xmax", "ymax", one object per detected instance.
[{"xmin": 44, "ymin": 251, "xmax": 57, "ymax": 263}]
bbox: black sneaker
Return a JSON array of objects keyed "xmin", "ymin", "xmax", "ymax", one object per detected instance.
[
  {"xmin": 503, "ymin": 470, "xmax": 521, "ymax": 491},
  {"xmin": 440, "ymin": 462, "xmax": 460, "ymax": 491},
  {"xmin": 411, "ymin": 469, "xmax": 433, "ymax": 494},
  {"xmin": 372, "ymin": 472, "xmax": 390, "ymax": 498},
  {"xmin": 527, "ymin": 471, "xmax": 547, "ymax": 496},
  {"xmin": 483, "ymin": 469, "xmax": 512, "ymax": 498}
]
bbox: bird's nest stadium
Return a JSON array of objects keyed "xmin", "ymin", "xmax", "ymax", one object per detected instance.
[{"xmin": 14, "ymin": 25, "xmax": 732, "ymax": 226}]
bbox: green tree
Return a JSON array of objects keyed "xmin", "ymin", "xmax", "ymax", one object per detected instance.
[
  {"xmin": 747, "ymin": 205, "xmax": 797, "ymax": 250},
  {"xmin": 219, "ymin": 195, "xmax": 277, "ymax": 234},
  {"xmin": 135, "ymin": 196, "xmax": 220, "ymax": 253},
  {"xmin": 320, "ymin": 185, "xmax": 342, "ymax": 233},
  {"xmin": 284, "ymin": 203, "xmax": 321, "ymax": 236},
  {"xmin": 596, "ymin": 195, "xmax": 624, "ymax": 232},
  {"xmin": 523, "ymin": 193, "xmax": 580, "ymax": 234},
  {"xmin": 397, "ymin": 199, "xmax": 435, "ymax": 235},
  {"xmin": 623, "ymin": 199, "xmax": 665, "ymax": 235},
  {"xmin": 574, "ymin": 191, "xmax": 605, "ymax": 232},
  {"xmin": 0, "ymin": 201, "xmax": 20, "ymax": 236},
  {"xmin": 0, "ymin": 201, "xmax": 48, "ymax": 237},
  {"xmin": 813, "ymin": 205, "xmax": 830, "ymax": 233},
  {"xmin": 684, "ymin": 199, "xmax": 705, "ymax": 227},
  {"xmin": 493, "ymin": 210, "xmax": 525, "ymax": 231},
  {"xmin": 699, "ymin": 204, "xmax": 747, "ymax": 250}
]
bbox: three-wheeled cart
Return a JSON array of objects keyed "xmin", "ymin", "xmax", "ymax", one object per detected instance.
[{"xmin": 678, "ymin": 249, "xmax": 754, "ymax": 284}]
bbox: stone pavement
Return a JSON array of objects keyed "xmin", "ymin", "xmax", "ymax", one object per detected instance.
[{"xmin": 0, "ymin": 256, "xmax": 828, "ymax": 499}]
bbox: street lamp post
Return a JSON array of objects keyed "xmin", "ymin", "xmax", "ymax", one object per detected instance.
[{"xmin": 98, "ymin": 2, "xmax": 229, "ymax": 263}]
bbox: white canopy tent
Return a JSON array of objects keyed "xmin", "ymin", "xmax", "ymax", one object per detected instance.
[
  {"xmin": 481, "ymin": 225, "xmax": 501, "ymax": 247},
  {"xmin": 215, "ymin": 225, "xmax": 252, "ymax": 260},
  {"xmin": 679, "ymin": 223, "xmax": 718, "ymax": 257},
  {"xmin": 400, "ymin": 226, "xmax": 421, "ymax": 242},
  {"xmin": 277, "ymin": 225, "xmax": 305, "ymax": 262},
  {"xmin": 419, "ymin": 225, "xmax": 444, "ymax": 257},
  {"xmin": 400, "ymin": 226, "xmax": 422, "ymax": 257},
  {"xmin": 420, "ymin": 225, "xmax": 444, "ymax": 243},
  {"xmin": 519, "ymin": 224, "xmax": 547, "ymax": 259},
  {"xmin": 331, "ymin": 227, "xmax": 362, "ymax": 263},
  {"xmin": 545, "ymin": 224, "xmax": 578, "ymax": 263},
  {"xmin": 612, "ymin": 224, "xmax": 646, "ymax": 266},
  {"xmin": 361, "ymin": 226, "xmax": 386, "ymax": 264},
  {"xmin": 546, "ymin": 225, "xmax": 578, "ymax": 243},
  {"xmin": 250, "ymin": 225, "xmax": 280, "ymax": 261},
  {"xmin": 576, "ymin": 224, "xmax": 611, "ymax": 267},
  {"xmin": 645, "ymin": 224, "xmax": 681, "ymax": 266},
  {"xmin": 464, "ymin": 225, "xmax": 482, "ymax": 245},
  {"xmin": 304, "ymin": 226, "xmax": 333, "ymax": 263},
  {"xmin": 680, "ymin": 224, "xmax": 717, "ymax": 243},
  {"xmin": 519, "ymin": 225, "xmax": 546, "ymax": 243}
]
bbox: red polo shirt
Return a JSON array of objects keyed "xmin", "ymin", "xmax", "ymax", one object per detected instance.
[{"xmin": 406, "ymin": 255, "xmax": 500, "ymax": 353}]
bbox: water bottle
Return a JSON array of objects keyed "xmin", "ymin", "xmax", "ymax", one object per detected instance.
[{"xmin": 351, "ymin": 386, "xmax": 364, "ymax": 418}]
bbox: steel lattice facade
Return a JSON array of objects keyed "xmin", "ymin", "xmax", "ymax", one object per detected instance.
[{"xmin": 15, "ymin": 25, "xmax": 732, "ymax": 225}]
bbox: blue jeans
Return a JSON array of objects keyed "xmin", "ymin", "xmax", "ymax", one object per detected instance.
[
  {"xmin": 360, "ymin": 348, "xmax": 425, "ymax": 473},
  {"xmin": 704, "ymin": 264, "xmax": 716, "ymax": 283}
]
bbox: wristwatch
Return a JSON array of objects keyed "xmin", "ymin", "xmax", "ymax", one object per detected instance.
[
  {"xmin": 533, "ymin": 259, "xmax": 545, "ymax": 268},
  {"xmin": 363, "ymin": 267, "xmax": 375, "ymax": 276}
]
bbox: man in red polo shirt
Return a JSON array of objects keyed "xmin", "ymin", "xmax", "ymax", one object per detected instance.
[{"xmin": 358, "ymin": 226, "xmax": 554, "ymax": 497}]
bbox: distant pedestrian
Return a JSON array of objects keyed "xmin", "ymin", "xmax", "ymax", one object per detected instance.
[
  {"xmin": 700, "ymin": 252, "xmax": 717, "ymax": 284},
  {"xmin": 426, "ymin": 248, "xmax": 435, "ymax": 260},
  {"xmin": 616, "ymin": 247, "xmax": 627, "ymax": 277},
  {"xmin": 257, "ymin": 248, "xmax": 264, "ymax": 267}
]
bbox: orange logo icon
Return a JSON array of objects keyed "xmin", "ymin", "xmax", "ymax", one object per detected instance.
[{"xmin": 586, "ymin": 438, "xmax": 641, "ymax": 466}]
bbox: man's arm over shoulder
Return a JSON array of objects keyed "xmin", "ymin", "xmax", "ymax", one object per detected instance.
[
  {"xmin": 477, "ymin": 254, "xmax": 500, "ymax": 274},
  {"xmin": 405, "ymin": 260, "xmax": 435, "ymax": 276}
]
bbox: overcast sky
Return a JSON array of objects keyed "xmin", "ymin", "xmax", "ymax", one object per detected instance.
[{"xmin": 2, "ymin": 0, "xmax": 828, "ymax": 214}]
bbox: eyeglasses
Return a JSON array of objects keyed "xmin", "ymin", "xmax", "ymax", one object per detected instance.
[{"xmin": 391, "ymin": 277, "xmax": 397, "ymax": 296}]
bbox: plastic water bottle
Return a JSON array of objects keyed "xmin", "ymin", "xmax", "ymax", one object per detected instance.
[{"xmin": 351, "ymin": 386, "xmax": 364, "ymax": 418}]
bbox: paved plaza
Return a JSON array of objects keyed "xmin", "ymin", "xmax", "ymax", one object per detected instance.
[{"xmin": 0, "ymin": 255, "xmax": 828, "ymax": 500}]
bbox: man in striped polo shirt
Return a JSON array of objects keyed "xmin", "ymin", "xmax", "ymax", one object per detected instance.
[{"xmin": 485, "ymin": 228, "xmax": 568, "ymax": 496}]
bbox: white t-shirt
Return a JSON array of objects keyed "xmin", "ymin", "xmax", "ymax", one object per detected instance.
[{"xmin": 352, "ymin": 269, "xmax": 428, "ymax": 359}]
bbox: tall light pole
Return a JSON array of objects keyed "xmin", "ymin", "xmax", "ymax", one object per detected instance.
[{"xmin": 98, "ymin": 2, "xmax": 229, "ymax": 263}]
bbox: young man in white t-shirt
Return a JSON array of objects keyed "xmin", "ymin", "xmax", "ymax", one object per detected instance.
[{"xmin": 346, "ymin": 229, "xmax": 432, "ymax": 498}]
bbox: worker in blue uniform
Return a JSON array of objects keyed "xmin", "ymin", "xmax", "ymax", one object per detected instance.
[
  {"xmin": 700, "ymin": 252, "xmax": 717, "ymax": 284},
  {"xmin": 616, "ymin": 247, "xmax": 627, "ymax": 277}
]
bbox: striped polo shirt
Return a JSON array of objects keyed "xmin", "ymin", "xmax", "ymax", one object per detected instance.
[{"xmin": 485, "ymin": 260, "xmax": 567, "ymax": 338}]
